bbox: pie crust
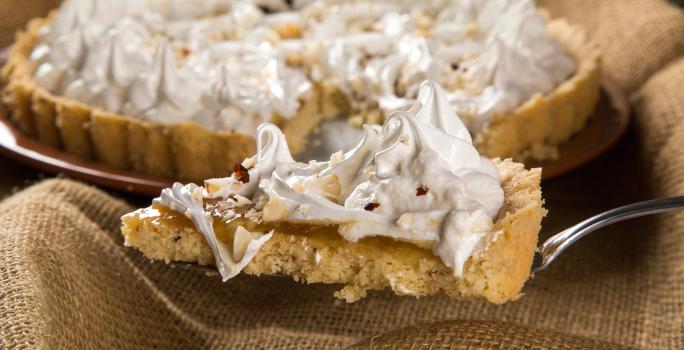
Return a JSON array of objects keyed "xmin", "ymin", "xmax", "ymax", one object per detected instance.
[
  {"xmin": 121, "ymin": 159, "xmax": 546, "ymax": 303},
  {"xmin": 2, "ymin": 12, "xmax": 599, "ymax": 180}
]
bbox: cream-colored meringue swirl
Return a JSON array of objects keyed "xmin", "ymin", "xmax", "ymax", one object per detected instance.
[
  {"xmin": 31, "ymin": 0, "xmax": 311, "ymax": 134},
  {"xmin": 31, "ymin": 0, "xmax": 574, "ymax": 136},
  {"xmin": 123, "ymin": 40, "xmax": 205, "ymax": 124},
  {"xmin": 306, "ymin": 0, "xmax": 576, "ymax": 133},
  {"xmin": 156, "ymin": 81, "xmax": 504, "ymax": 280},
  {"xmin": 194, "ymin": 43, "xmax": 312, "ymax": 134}
]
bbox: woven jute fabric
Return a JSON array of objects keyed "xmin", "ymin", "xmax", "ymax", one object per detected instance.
[{"xmin": 1, "ymin": 0, "xmax": 683, "ymax": 348}]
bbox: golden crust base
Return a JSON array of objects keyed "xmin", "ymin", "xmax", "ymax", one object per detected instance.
[
  {"xmin": 121, "ymin": 159, "xmax": 546, "ymax": 303},
  {"xmin": 2, "ymin": 13, "xmax": 600, "ymax": 180}
]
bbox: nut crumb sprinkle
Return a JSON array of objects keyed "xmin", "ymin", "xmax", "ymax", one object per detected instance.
[
  {"xmin": 416, "ymin": 185, "xmax": 429, "ymax": 196},
  {"xmin": 233, "ymin": 163, "xmax": 250, "ymax": 183},
  {"xmin": 241, "ymin": 158, "xmax": 255, "ymax": 169},
  {"xmin": 364, "ymin": 202, "xmax": 380, "ymax": 211}
]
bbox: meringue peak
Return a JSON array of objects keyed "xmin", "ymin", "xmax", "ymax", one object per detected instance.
[{"xmin": 157, "ymin": 80, "xmax": 504, "ymax": 280}]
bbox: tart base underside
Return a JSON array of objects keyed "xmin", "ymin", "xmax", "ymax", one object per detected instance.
[
  {"xmin": 121, "ymin": 159, "xmax": 546, "ymax": 303},
  {"xmin": 1, "ymin": 12, "xmax": 600, "ymax": 181}
]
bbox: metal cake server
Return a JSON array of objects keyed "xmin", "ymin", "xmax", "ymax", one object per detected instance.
[
  {"xmin": 169, "ymin": 196, "xmax": 684, "ymax": 275},
  {"xmin": 531, "ymin": 196, "xmax": 684, "ymax": 272}
]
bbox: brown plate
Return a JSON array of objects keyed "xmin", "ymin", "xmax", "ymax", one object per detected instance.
[
  {"xmin": 526, "ymin": 75, "xmax": 630, "ymax": 177},
  {"xmin": 0, "ymin": 49, "xmax": 629, "ymax": 196}
]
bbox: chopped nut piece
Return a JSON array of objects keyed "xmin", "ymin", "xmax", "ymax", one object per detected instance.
[
  {"xmin": 221, "ymin": 210, "xmax": 237, "ymax": 221},
  {"xmin": 244, "ymin": 208, "xmax": 260, "ymax": 219},
  {"xmin": 292, "ymin": 182, "xmax": 306, "ymax": 193},
  {"xmin": 366, "ymin": 109, "xmax": 383, "ymax": 125},
  {"xmin": 416, "ymin": 185, "xmax": 429, "ymax": 196},
  {"xmin": 466, "ymin": 22, "xmax": 478, "ymax": 37},
  {"xmin": 204, "ymin": 178, "xmax": 225, "ymax": 194},
  {"xmin": 204, "ymin": 181, "xmax": 221, "ymax": 194},
  {"xmin": 363, "ymin": 169, "xmax": 375, "ymax": 177},
  {"xmin": 233, "ymin": 163, "xmax": 250, "ymax": 183},
  {"xmin": 263, "ymin": 195, "xmax": 288, "ymax": 222},
  {"xmin": 218, "ymin": 198, "xmax": 236, "ymax": 210},
  {"xmin": 397, "ymin": 213, "xmax": 413, "ymax": 229},
  {"xmin": 191, "ymin": 187, "xmax": 203, "ymax": 202},
  {"xmin": 364, "ymin": 202, "xmax": 380, "ymax": 211},
  {"xmin": 285, "ymin": 52, "xmax": 302, "ymax": 66},
  {"xmin": 317, "ymin": 174, "xmax": 341, "ymax": 201},
  {"xmin": 233, "ymin": 226, "xmax": 253, "ymax": 262},
  {"xmin": 348, "ymin": 114, "xmax": 364, "ymax": 128},
  {"xmin": 329, "ymin": 151, "xmax": 344, "ymax": 167},
  {"xmin": 274, "ymin": 22, "xmax": 302, "ymax": 39},
  {"xmin": 412, "ymin": 10, "xmax": 434, "ymax": 31},
  {"xmin": 241, "ymin": 158, "xmax": 255, "ymax": 169},
  {"xmin": 233, "ymin": 194, "xmax": 254, "ymax": 207}
]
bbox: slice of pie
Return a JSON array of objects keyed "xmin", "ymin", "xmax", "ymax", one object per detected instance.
[
  {"xmin": 3, "ymin": 0, "xmax": 599, "ymax": 181},
  {"xmin": 121, "ymin": 81, "xmax": 546, "ymax": 303}
]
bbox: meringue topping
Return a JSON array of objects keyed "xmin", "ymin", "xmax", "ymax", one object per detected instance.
[
  {"xmin": 156, "ymin": 81, "xmax": 504, "ymax": 280},
  {"xmin": 31, "ymin": 0, "xmax": 574, "ymax": 136}
]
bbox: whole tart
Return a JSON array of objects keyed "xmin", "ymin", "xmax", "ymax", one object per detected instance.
[
  {"xmin": 1, "ymin": 0, "xmax": 600, "ymax": 181},
  {"xmin": 121, "ymin": 82, "xmax": 546, "ymax": 303}
]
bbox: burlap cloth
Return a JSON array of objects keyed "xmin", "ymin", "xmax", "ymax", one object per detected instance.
[{"xmin": 1, "ymin": 0, "xmax": 683, "ymax": 348}]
